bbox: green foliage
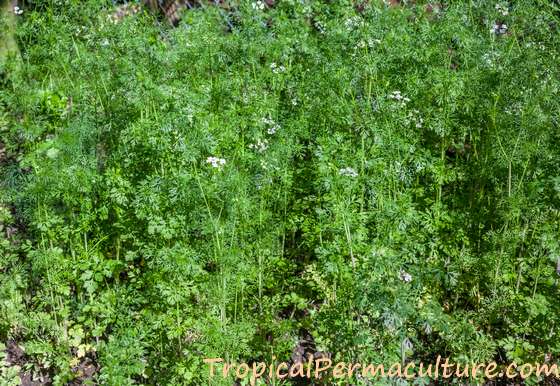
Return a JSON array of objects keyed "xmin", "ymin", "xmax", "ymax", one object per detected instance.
[{"xmin": 0, "ymin": 0, "xmax": 559, "ymax": 384}]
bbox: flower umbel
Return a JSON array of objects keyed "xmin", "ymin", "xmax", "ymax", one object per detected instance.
[
  {"xmin": 252, "ymin": 1, "xmax": 265, "ymax": 10},
  {"xmin": 262, "ymin": 117, "xmax": 280, "ymax": 134},
  {"xmin": 495, "ymin": 3, "xmax": 509, "ymax": 16},
  {"xmin": 491, "ymin": 23, "xmax": 508, "ymax": 35},
  {"xmin": 388, "ymin": 90, "xmax": 410, "ymax": 104},
  {"xmin": 399, "ymin": 270, "xmax": 412, "ymax": 283},
  {"xmin": 206, "ymin": 156, "xmax": 226, "ymax": 168},
  {"xmin": 270, "ymin": 63, "xmax": 286, "ymax": 74},
  {"xmin": 339, "ymin": 167, "xmax": 358, "ymax": 178},
  {"xmin": 406, "ymin": 109, "xmax": 423, "ymax": 128},
  {"xmin": 249, "ymin": 139, "xmax": 269, "ymax": 153}
]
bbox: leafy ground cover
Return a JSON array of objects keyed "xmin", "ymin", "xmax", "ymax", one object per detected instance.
[{"xmin": 1, "ymin": 0, "xmax": 560, "ymax": 384}]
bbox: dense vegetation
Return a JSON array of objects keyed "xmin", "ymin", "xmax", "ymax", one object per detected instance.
[{"xmin": 1, "ymin": 0, "xmax": 559, "ymax": 384}]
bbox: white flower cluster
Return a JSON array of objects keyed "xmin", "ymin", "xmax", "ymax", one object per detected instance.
[
  {"xmin": 13, "ymin": 6, "xmax": 23, "ymax": 15},
  {"xmin": 270, "ymin": 63, "xmax": 286, "ymax": 74},
  {"xmin": 406, "ymin": 109, "xmax": 423, "ymax": 128},
  {"xmin": 260, "ymin": 159, "xmax": 280, "ymax": 172},
  {"xmin": 339, "ymin": 167, "xmax": 358, "ymax": 178},
  {"xmin": 399, "ymin": 270, "xmax": 412, "ymax": 282},
  {"xmin": 356, "ymin": 38, "xmax": 382, "ymax": 49},
  {"xmin": 249, "ymin": 138, "xmax": 269, "ymax": 153},
  {"xmin": 491, "ymin": 23, "xmax": 508, "ymax": 35},
  {"xmin": 262, "ymin": 117, "xmax": 280, "ymax": 134},
  {"xmin": 388, "ymin": 90, "xmax": 410, "ymax": 103},
  {"xmin": 388, "ymin": 90, "xmax": 410, "ymax": 108},
  {"xmin": 482, "ymin": 51, "xmax": 500, "ymax": 67},
  {"xmin": 252, "ymin": 1, "xmax": 265, "ymax": 10},
  {"xmin": 344, "ymin": 16, "xmax": 362, "ymax": 31},
  {"xmin": 206, "ymin": 156, "xmax": 226, "ymax": 168},
  {"xmin": 313, "ymin": 20, "xmax": 326, "ymax": 34},
  {"xmin": 394, "ymin": 160, "xmax": 411, "ymax": 184},
  {"xmin": 524, "ymin": 41, "xmax": 546, "ymax": 51},
  {"xmin": 414, "ymin": 160, "xmax": 426, "ymax": 172},
  {"xmin": 504, "ymin": 102, "xmax": 522, "ymax": 115},
  {"xmin": 495, "ymin": 3, "xmax": 509, "ymax": 16}
]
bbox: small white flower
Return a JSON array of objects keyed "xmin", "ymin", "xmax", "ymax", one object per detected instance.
[
  {"xmin": 389, "ymin": 90, "xmax": 403, "ymax": 101},
  {"xmin": 388, "ymin": 91, "xmax": 410, "ymax": 106},
  {"xmin": 270, "ymin": 63, "xmax": 286, "ymax": 74},
  {"xmin": 495, "ymin": 3, "xmax": 509, "ymax": 16},
  {"xmin": 262, "ymin": 117, "xmax": 280, "ymax": 135},
  {"xmin": 344, "ymin": 16, "xmax": 361, "ymax": 31},
  {"xmin": 361, "ymin": 38, "xmax": 382, "ymax": 50},
  {"xmin": 291, "ymin": 98, "xmax": 298, "ymax": 106},
  {"xmin": 482, "ymin": 51, "xmax": 500, "ymax": 67},
  {"xmin": 252, "ymin": 1, "xmax": 265, "ymax": 10},
  {"xmin": 249, "ymin": 139, "xmax": 269, "ymax": 153},
  {"xmin": 13, "ymin": 6, "xmax": 23, "ymax": 15},
  {"xmin": 399, "ymin": 270, "xmax": 412, "ymax": 283},
  {"xmin": 491, "ymin": 23, "xmax": 508, "ymax": 35},
  {"xmin": 206, "ymin": 156, "xmax": 226, "ymax": 168},
  {"xmin": 314, "ymin": 20, "xmax": 326, "ymax": 34},
  {"xmin": 407, "ymin": 110, "xmax": 423, "ymax": 128},
  {"xmin": 339, "ymin": 167, "xmax": 358, "ymax": 178}
]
